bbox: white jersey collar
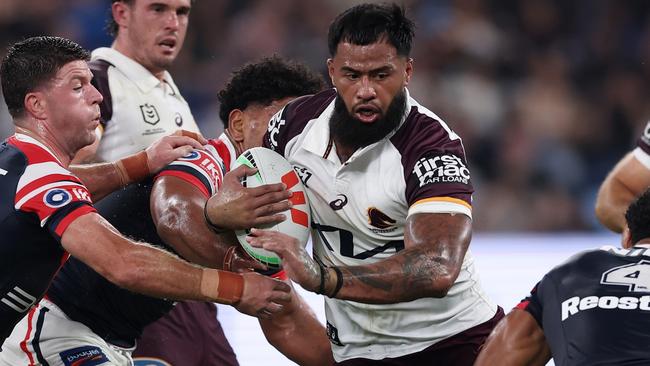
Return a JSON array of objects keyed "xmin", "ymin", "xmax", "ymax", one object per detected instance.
[{"xmin": 91, "ymin": 47, "xmax": 179, "ymax": 95}]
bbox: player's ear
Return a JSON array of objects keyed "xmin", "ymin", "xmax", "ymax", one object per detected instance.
[
  {"xmin": 327, "ymin": 58, "xmax": 335, "ymax": 86},
  {"xmin": 24, "ymin": 91, "xmax": 47, "ymax": 120},
  {"xmin": 622, "ymin": 225, "xmax": 633, "ymax": 249},
  {"xmin": 228, "ymin": 109, "xmax": 245, "ymax": 142},
  {"xmin": 112, "ymin": 1, "xmax": 130, "ymax": 29}
]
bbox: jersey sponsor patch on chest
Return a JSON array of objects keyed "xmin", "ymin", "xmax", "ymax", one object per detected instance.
[{"xmin": 412, "ymin": 153, "xmax": 470, "ymax": 187}]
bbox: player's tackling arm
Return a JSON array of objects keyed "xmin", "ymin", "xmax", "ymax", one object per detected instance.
[
  {"xmin": 60, "ymin": 212, "xmax": 291, "ymax": 317},
  {"xmin": 71, "ymin": 132, "xmax": 205, "ymax": 201},
  {"xmin": 475, "ymin": 309, "xmax": 551, "ymax": 366},
  {"xmin": 595, "ymin": 152, "xmax": 650, "ymax": 232},
  {"xmin": 248, "ymin": 212, "xmax": 471, "ymax": 303}
]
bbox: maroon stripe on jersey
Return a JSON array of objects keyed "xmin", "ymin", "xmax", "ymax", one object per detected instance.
[
  {"xmin": 390, "ymin": 107, "xmax": 473, "ymax": 207},
  {"xmin": 263, "ymin": 89, "xmax": 336, "ymax": 155},
  {"xmin": 8, "ymin": 137, "xmax": 58, "ymax": 165},
  {"xmin": 211, "ymin": 139, "xmax": 232, "ymax": 172},
  {"xmin": 88, "ymin": 59, "xmax": 113, "ymax": 125},
  {"xmin": 53, "ymin": 204, "xmax": 95, "ymax": 237}
]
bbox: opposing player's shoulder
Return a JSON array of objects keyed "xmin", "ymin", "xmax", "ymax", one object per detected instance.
[
  {"xmin": 264, "ymin": 89, "xmax": 336, "ymax": 154},
  {"xmin": 545, "ymin": 249, "xmax": 606, "ymax": 279}
]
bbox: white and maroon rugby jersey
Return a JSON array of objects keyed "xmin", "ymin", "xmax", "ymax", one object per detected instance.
[
  {"xmin": 0, "ymin": 134, "xmax": 95, "ymax": 342},
  {"xmin": 89, "ymin": 47, "xmax": 200, "ymax": 162},
  {"xmin": 263, "ymin": 88, "xmax": 497, "ymax": 361}
]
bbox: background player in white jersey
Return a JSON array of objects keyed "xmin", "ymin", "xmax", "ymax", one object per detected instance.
[
  {"xmin": 149, "ymin": 56, "xmax": 334, "ymax": 365},
  {"xmin": 0, "ymin": 36, "xmax": 290, "ymax": 356},
  {"xmin": 596, "ymin": 121, "xmax": 650, "ymax": 232},
  {"xmin": 476, "ymin": 188, "xmax": 650, "ymax": 365},
  {"xmin": 213, "ymin": 3, "xmax": 502, "ymax": 365}
]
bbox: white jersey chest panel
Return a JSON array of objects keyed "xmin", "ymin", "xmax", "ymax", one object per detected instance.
[
  {"xmin": 283, "ymin": 115, "xmax": 496, "ymax": 362},
  {"xmin": 95, "ymin": 67, "xmax": 199, "ymax": 162}
]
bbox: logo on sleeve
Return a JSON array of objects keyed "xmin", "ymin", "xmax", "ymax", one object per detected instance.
[
  {"xmin": 43, "ymin": 188, "xmax": 72, "ymax": 208},
  {"xmin": 60, "ymin": 346, "xmax": 109, "ymax": 366},
  {"xmin": 178, "ymin": 150, "xmax": 201, "ymax": 161},
  {"xmin": 267, "ymin": 108, "xmax": 287, "ymax": 151},
  {"xmin": 412, "ymin": 154, "xmax": 470, "ymax": 187}
]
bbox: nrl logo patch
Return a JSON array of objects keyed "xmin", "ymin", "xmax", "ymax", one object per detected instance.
[{"xmin": 140, "ymin": 103, "xmax": 160, "ymax": 125}]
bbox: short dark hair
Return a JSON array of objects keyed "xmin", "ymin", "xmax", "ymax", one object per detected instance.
[
  {"xmin": 625, "ymin": 189, "xmax": 650, "ymax": 244},
  {"xmin": 107, "ymin": 0, "xmax": 195, "ymax": 37},
  {"xmin": 327, "ymin": 3, "xmax": 415, "ymax": 57},
  {"xmin": 107, "ymin": 0, "xmax": 135, "ymax": 37},
  {"xmin": 217, "ymin": 56, "xmax": 325, "ymax": 128},
  {"xmin": 1, "ymin": 36, "xmax": 89, "ymax": 118}
]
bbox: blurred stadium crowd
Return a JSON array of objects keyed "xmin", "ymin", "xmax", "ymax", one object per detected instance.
[{"xmin": 1, "ymin": 0, "xmax": 649, "ymax": 231}]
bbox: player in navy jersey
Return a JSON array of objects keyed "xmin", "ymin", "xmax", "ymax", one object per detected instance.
[
  {"xmin": 209, "ymin": 3, "xmax": 502, "ymax": 365},
  {"xmin": 148, "ymin": 56, "xmax": 333, "ymax": 366},
  {"xmin": 596, "ymin": 121, "xmax": 650, "ymax": 232},
  {"xmin": 476, "ymin": 189, "xmax": 650, "ymax": 366},
  {"xmin": 0, "ymin": 36, "xmax": 290, "ymax": 354}
]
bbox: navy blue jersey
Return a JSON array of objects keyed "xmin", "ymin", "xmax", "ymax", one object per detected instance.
[
  {"xmin": 0, "ymin": 134, "xmax": 95, "ymax": 343},
  {"xmin": 518, "ymin": 245, "xmax": 650, "ymax": 366},
  {"xmin": 46, "ymin": 147, "xmax": 224, "ymax": 344}
]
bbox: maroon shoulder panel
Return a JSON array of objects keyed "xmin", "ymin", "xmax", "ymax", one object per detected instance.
[
  {"xmin": 263, "ymin": 89, "xmax": 336, "ymax": 156},
  {"xmin": 88, "ymin": 59, "xmax": 113, "ymax": 126},
  {"xmin": 390, "ymin": 107, "xmax": 473, "ymax": 207}
]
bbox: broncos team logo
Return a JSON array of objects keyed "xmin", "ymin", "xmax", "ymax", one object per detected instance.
[
  {"xmin": 43, "ymin": 188, "xmax": 72, "ymax": 208},
  {"xmin": 367, "ymin": 207, "xmax": 396, "ymax": 232}
]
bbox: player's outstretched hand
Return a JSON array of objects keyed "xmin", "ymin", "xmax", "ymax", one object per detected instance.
[
  {"xmin": 204, "ymin": 164, "xmax": 293, "ymax": 230},
  {"xmin": 246, "ymin": 228, "xmax": 321, "ymax": 293},
  {"xmin": 145, "ymin": 131, "xmax": 206, "ymax": 173},
  {"xmin": 236, "ymin": 272, "xmax": 292, "ymax": 319}
]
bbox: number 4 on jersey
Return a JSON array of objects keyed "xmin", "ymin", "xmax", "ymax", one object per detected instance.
[{"xmin": 601, "ymin": 260, "xmax": 650, "ymax": 292}]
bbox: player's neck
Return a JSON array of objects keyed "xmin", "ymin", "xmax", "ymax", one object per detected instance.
[
  {"xmin": 224, "ymin": 129, "xmax": 243, "ymax": 156},
  {"xmin": 14, "ymin": 125, "xmax": 72, "ymax": 166},
  {"xmin": 332, "ymin": 137, "xmax": 360, "ymax": 164}
]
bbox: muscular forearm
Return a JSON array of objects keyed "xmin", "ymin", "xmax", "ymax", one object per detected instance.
[
  {"xmin": 317, "ymin": 213, "xmax": 470, "ymax": 303},
  {"xmin": 62, "ymin": 214, "xmax": 244, "ymax": 304},
  {"xmin": 70, "ymin": 162, "xmax": 125, "ymax": 201},
  {"xmin": 321, "ymin": 245, "xmax": 460, "ymax": 303},
  {"xmin": 595, "ymin": 152, "xmax": 650, "ymax": 232},
  {"xmin": 151, "ymin": 177, "xmax": 234, "ymax": 268}
]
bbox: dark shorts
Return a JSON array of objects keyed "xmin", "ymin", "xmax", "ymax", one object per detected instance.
[
  {"xmin": 132, "ymin": 301, "xmax": 238, "ymax": 366},
  {"xmin": 337, "ymin": 306, "xmax": 505, "ymax": 366}
]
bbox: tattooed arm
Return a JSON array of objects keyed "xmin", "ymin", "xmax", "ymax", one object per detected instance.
[{"xmin": 247, "ymin": 212, "xmax": 471, "ymax": 303}]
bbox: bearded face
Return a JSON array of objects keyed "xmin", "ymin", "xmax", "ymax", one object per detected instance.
[{"xmin": 329, "ymin": 88, "xmax": 406, "ymax": 150}]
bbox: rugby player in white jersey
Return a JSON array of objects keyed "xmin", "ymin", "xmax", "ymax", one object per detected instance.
[{"xmin": 232, "ymin": 3, "xmax": 503, "ymax": 365}]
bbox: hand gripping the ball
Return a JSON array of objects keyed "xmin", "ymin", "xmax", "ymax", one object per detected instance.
[
  {"xmin": 245, "ymin": 229, "xmax": 322, "ymax": 293},
  {"xmin": 204, "ymin": 164, "xmax": 293, "ymax": 231}
]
